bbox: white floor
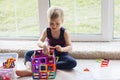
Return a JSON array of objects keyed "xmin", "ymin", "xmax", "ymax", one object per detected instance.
[
  {"xmin": 75, "ymin": 59, "xmax": 120, "ymax": 80},
  {"xmin": 16, "ymin": 58, "xmax": 120, "ymax": 80}
]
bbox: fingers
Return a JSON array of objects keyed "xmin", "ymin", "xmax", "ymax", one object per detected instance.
[
  {"xmin": 43, "ymin": 45, "xmax": 49, "ymax": 54},
  {"xmin": 55, "ymin": 45, "xmax": 60, "ymax": 48},
  {"xmin": 55, "ymin": 45, "xmax": 63, "ymax": 52},
  {"xmin": 43, "ymin": 45, "xmax": 63, "ymax": 53}
]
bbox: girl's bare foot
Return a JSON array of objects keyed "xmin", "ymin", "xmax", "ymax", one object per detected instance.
[{"xmin": 16, "ymin": 70, "xmax": 32, "ymax": 77}]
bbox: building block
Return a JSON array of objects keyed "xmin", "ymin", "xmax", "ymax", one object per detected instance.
[
  {"xmin": 101, "ymin": 59, "xmax": 109, "ymax": 67},
  {"xmin": 3, "ymin": 57, "xmax": 16, "ymax": 68},
  {"xmin": 32, "ymin": 72, "xmax": 40, "ymax": 79},
  {"xmin": 40, "ymin": 72, "xmax": 47, "ymax": 79},
  {"xmin": 84, "ymin": 68, "xmax": 90, "ymax": 72},
  {"xmin": 31, "ymin": 49, "xmax": 56, "ymax": 79},
  {"xmin": 40, "ymin": 64, "xmax": 47, "ymax": 72}
]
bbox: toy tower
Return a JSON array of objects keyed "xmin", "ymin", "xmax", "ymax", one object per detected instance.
[{"xmin": 31, "ymin": 49, "xmax": 56, "ymax": 79}]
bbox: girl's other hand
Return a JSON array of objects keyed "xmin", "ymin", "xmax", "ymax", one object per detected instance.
[{"xmin": 55, "ymin": 45, "xmax": 63, "ymax": 52}]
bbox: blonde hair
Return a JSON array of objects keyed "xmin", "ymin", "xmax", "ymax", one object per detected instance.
[{"xmin": 47, "ymin": 6, "xmax": 64, "ymax": 20}]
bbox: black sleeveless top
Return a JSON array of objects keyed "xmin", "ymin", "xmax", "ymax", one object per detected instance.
[
  {"xmin": 46, "ymin": 27, "xmax": 68, "ymax": 56},
  {"xmin": 47, "ymin": 27, "xmax": 66, "ymax": 47}
]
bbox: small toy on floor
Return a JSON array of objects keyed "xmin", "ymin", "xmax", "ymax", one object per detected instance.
[
  {"xmin": 100, "ymin": 59, "xmax": 109, "ymax": 67},
  {"xmin": 96, "ymin": 58, "xmax": 104, "ymax": 63},
  {"xmin": 31, "ymin": 48, "xmax": 56, "ymax": 79},
  {"xmin": 84, "ymin": 68, "xmax": 90, "ymax": 72}
]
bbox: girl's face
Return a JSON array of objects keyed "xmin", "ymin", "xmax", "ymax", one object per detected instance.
[{"xmin": 49, "ymin": 18, "xmax": 63, "ymax": 32}]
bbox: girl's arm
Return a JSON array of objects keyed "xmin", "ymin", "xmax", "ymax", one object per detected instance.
[
  {"xmin": 37, "ymin": 28, "xmax": 47, "ymax": 48},
  {"xmin": 37, "ymin": 28, "xmax": 50, "ymax": 54},
  {"xmin": 62, "ymin": 30, "xmax": 72, "ymax": 52},
  {"xmin": 55, "ymin": 30, "xmax": 72, "ymax": 52}
]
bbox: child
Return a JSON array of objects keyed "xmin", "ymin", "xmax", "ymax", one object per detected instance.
[{"xmin": 16, "ymin": 6, "xmax": 77, "ymax": 77}]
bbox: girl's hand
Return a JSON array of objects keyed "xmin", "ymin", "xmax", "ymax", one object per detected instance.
[
  {"xmin": 43, "ymin": 44, "xmax": 49, "ymax": 54},
  {"xmin": 55, "ymin": 45, "xmax": 63, "ymax": 52}
]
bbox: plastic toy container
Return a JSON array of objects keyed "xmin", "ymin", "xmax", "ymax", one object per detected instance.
[{"xmin": 0, "ymin": 53, "xmax": 18, "ymax": 80}]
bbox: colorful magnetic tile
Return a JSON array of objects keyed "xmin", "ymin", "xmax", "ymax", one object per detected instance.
[
  {"xmin": 32, "ymin": 58, "xmax": 40, "ymax": 64},
  {"xmin": 40, "ymin": 57, "xmax": 46, "ymax": 64},
  {"xmin": 48, "ymin": 72, "xmax": 56, "ymax": 76},
  {"xmin": 31, "ymin": 49, "xmax": 56, "ymax": 79},
  {"xmin": 48, "ymin": 72, "xmax": 56, "ymax": 79},
  {"xmin": 35, "ymin": 50, "xmax": 43, "ymax": 57},
  {"xmin": 101, "ymin": 59, "xmax": 109, "ymax": 67},
  {"xmin": 40, "ymin": 72, "xmax": 47, "ymax": 79},
  {"xmin": 56, "ymin": 57, "xmax": 59, "ymax": 62},
  {"xmin": 49, "ymin": 51, "xmax": 54, "ymax": 56},
  {"xmin": 47, "ymin": 64, "xmax": 56, "ymax": 72},
  {"xmin": 33, "ymin": 65, "xmax": 39, "ymax": 71},
  {"xmin": 48, "ymin": 75, "xmax": 56, "ymax": 79},
  {"xmin": 40, "ymin": 65, "xmax": 47, "ymax": 72},
  {"xmin": 32, "ymin": 72, "xmax": 40, "ymax": 79},
  {"xmin": 48, "ymin": 57, "xmax": 54, "ymax": 64}
]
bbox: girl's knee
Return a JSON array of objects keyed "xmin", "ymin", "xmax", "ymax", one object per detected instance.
[
  {"xmin": 24, "ymin": 50, "xmax": 34, "ymax": 57},
  {"xmin": 71, "ymin": 60, "xmax": 77, "ymax": 68},
  {"xmin": 67, "ymin": 59, "xmax": 77, "ymax": 69},
  {"xmin": 24, "ymin": 50, "xmax": 34, "ymax": 64}
]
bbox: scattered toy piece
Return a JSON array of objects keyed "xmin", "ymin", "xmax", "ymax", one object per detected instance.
[
  {"xmin": 84, "ymin": 68, "xmax": 90, "ymax": 72},
  {"xmin": 96, "ymin": 58, "xmax": 104, "ymax": 63},
  {"xmin": 56, "ymin": 57, "xmax": 59, "ymax": 62},
  {"xmin": 101, "ymin": 59, "xmax": 109, "ymax": 67}
]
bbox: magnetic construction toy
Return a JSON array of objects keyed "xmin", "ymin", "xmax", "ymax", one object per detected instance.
[
  {"xmin": 0, "ymin": 57, "xmax": 16, "ymax": 80},
  {"xmin": 31, "ymin": 49, "xmax": 56, "ymax": 79},
  {"xmin": 3, "ymin": 57, "xmax": 16, "ymax": 68}
]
